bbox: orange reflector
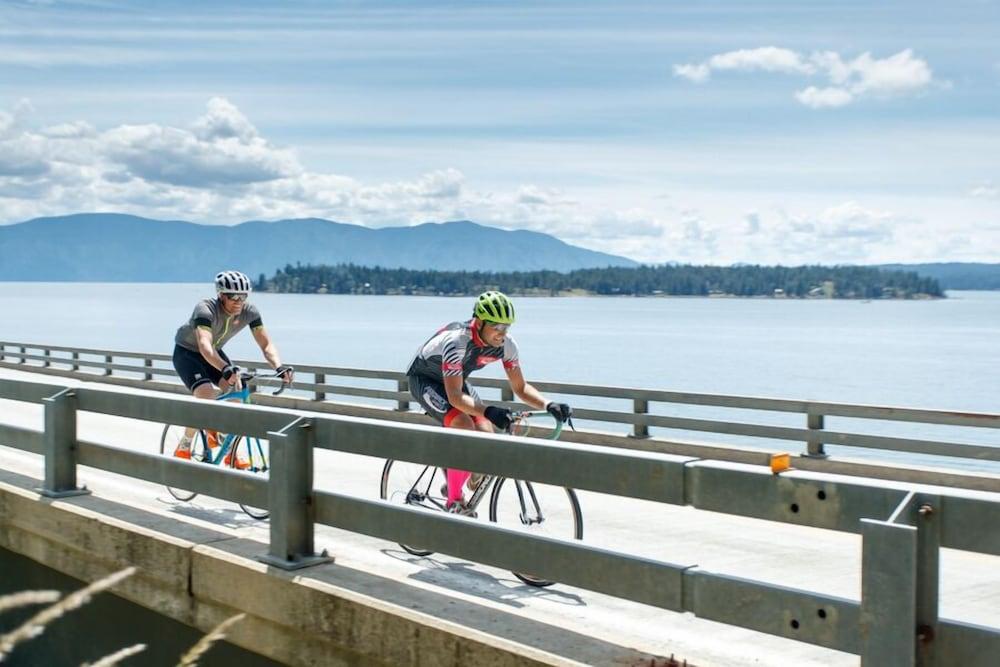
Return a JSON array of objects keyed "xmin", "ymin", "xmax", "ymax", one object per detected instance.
[{"xmin": 770, "ymin": 453, "xmax": 792, "ymax": 474}]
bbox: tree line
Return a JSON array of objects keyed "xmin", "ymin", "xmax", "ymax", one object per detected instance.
[{"xmin": 257, "ymin": 263, "xmax": 944, "ymax": 299}]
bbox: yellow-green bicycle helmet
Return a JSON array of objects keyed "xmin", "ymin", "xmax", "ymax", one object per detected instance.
[{"xmin": 473, "ymin": 291, "xmax": 516, "ymax": 324}]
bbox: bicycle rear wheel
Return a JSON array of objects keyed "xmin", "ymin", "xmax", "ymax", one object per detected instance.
[
  {"xmin": 380, "ymin": 460, "xmax": 448, "ymax": 556},
  {"xmin": 489, "ymin": 479, "xmax": 583, "ymax": 587},
  {"xmin": 159, "ymin": 424, "xmax": 208, "ymax": 502},
  {"xmin": 227, "ymin": 436, "xmax": 270, "ymax": 520}
]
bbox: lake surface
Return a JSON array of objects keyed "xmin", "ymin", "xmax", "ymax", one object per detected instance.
[{"xmin": 1, "ymin": 283, "xmax": 998, "ymax": 471}]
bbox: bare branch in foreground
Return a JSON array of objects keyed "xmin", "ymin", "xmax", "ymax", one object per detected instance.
[
  {"xmin": 176, "ymin": 613, "xmax": 247, "ymax": 667},
  {"xmin": 0, "ymin": 567, "xmax": 137, "ymax": 662}
]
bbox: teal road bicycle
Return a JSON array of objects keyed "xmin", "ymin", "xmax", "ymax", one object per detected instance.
[
  {"xmin": 379, "ymin": 410, "xmax": 584, "ymax": 587},
  {"xmin": 159, "ymin": 368, "xmax": 291, "ymax": 520}
]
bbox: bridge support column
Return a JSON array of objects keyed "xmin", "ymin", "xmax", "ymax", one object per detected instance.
[
  {"xmin": 260, "ymin": 417, "xmax": 330, "ymax": 570},
  {"xmin": 315, "ymin": 373, "xmax": 326, "ymax": 401},
  {"xmin": 39, "ymin": 388, "xmax": 91, "ymax": 498},
  {"xmin": 804, "ymin": 411, "xmax": 827, "ymax": 458},
  {"xmin": 630, "ymin": 399, "xmax": 649, "ymax": 439},
  {"xmin": 860, "ymin": 491, "xmax": 940, "ymax": 667},
  {"xmin": 396, "ymin": 378, "xmax": 408, "ymax": 411}
]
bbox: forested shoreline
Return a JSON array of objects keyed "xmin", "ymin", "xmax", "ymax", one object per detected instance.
[{"xmin": 258, "ymin": 264, "xmax": 944, "ymax": 299}]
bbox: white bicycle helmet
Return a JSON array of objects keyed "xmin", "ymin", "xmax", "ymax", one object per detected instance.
[{"xmin": 215, "ymin": 270, "xmax": 252, "ymax": 294}]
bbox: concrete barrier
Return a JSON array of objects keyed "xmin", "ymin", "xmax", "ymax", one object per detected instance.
[{"xmin": 0, "ymin": 470, "xmax": 660, "ymax": 666}]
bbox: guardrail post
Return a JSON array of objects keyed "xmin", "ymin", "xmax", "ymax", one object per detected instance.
[
  {"xmin": 314, "ymin": 373, "xmax": 326, "ymax": 401},
  {"xmin": 0, "ymin": 342, "xmax": 5, "ymax": 362},
  {"xmin": 860, "ymin": 518, "xmax": 916, "ymax": 666},
  {"xmin": 631, "ymin": 398, "xmax": 649, "ymax": 439},
  {"xmin": 912, "ymin": 494, "xmax": 940, "ymax": 667},
  {"xmin": 19, "ymin": 346, "xmax": 26, "ymax": 364},
  {"xmin": 39, "ymin": 388, "xmax": 91, "ymax": 498},
  {"xmin": 805, "ymin": 411, "xmax": 827, "ymax": 458},
  {"xmin": 104, "ymin": 355, "xmax": 113, "ymax": 376},
  {"xmin": 144, "ymin": 358, "xmax": 153, "ymax": 381},
  {"xmin": 260, "ymin": 417, "xmax": 329, "ymax": 570},
  {"xmin": 501, "ymin": 386, "xmax": 513, "ymax": 403},
  {"xmin": 71, "ymin": 351, "xmax": 79, "ymax": 372},
  {"xmin": 860, "ymin": 492, "xmax": 940, "ymax": 667},
  {"xmin": 396, "ymin": 378, "xmax": 409, "ymax": 411},
  {"xmin": 43, "ymin": 348, "xmax": 51, "ymax": 368}
]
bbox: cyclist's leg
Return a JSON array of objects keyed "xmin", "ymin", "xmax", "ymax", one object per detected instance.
[
  {"xmin": 171, "ymin": 345, "xmax": 222, "ymax": 456},
  {"xmin": 463, "ymin": 382, "xmax": 492, "ymax": 493},
  {"xmin": 409, "ymin": 375, "xmax": 475, "ymax": 507}
]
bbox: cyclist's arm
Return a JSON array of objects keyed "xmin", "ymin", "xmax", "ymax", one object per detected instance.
[
  {"xmin": 196, "ymin": 328, "xmax": 240, "ymax": 389},
  {"xmin": 443, "ymin": 374, "xmax": 486, "ymax": 416},
  {"xmin": 251, "ymin": 326, "xmax": 293, "ymax": 383},
  {"xmin": 504, "ymin": 366, "xmax": 547, "ymax": 409}
]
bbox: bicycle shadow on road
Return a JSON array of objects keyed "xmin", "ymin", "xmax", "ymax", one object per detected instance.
[
  {"xmin": 380, "ymin": 548, "xmax": 586, "ymax": 609},
  {"xmin": 155, "ymin": 495, "xmax": 266, "ymax": 530}
]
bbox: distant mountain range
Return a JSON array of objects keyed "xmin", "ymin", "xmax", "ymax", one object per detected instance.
[
  {"xmin": 1, "ymin": 213, "xmax": 997, "ymax": 288},
  {"xmin": 878, "ymin": 263, "xmax": 1000, "ymax": 290},
  {"xmin": 0, "ymin": 213, "xmax": 637, "ymax": 281}
]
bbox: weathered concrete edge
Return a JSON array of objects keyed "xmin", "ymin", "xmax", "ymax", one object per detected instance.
[{"xmin": 0, "ymin": 480, "xmax": 582, "ymax": 667}]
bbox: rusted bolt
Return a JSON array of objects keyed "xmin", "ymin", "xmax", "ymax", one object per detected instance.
[{"xmin": 918, "ymin": 504, "xmax": 934, "ymax": 516}]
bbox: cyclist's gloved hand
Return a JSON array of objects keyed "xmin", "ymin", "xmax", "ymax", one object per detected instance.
[
  {"xmin": 546, "ymin": 402, "xmax": 573, "ymax": 423},
  {"xmin": 276, "ymin": 364, "xmax": 295, "ymax": 384},
  {"xmin": 484, "ymin": 405, "xmax": 513, "ymax": 431},
  {"xmin": 221, "ymin": 364, "xmax": 241, "ymax": 388}
]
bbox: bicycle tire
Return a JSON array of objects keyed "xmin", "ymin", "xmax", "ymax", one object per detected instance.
[
  {"xmin": 228, "ymin": 436, "xmax": 270, "ymax": 520},
  {"xmin": 160, "ymin": 424, "xmax": 208, "ymax": 502},
  {"xmin": 488, "ymin": 479, "xmax": 583, "ymax": 587},
  {"xmin": 380, "ymin": 459, "xmax": 449, "ymax": 557}
]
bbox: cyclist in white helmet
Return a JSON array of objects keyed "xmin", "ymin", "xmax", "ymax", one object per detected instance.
[{"xmin": 171, "ymin": 270, "xmax": 294, "ymax": 460}]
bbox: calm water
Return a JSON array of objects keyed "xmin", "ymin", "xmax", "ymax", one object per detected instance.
[{"xmin": 1, "ymin": 284, "xmax": 998, "ymax": 470}]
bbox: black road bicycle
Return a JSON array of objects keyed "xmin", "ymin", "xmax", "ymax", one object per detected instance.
[{"xmin": 379, "ymin": 410, "xmax": 583, "ymax": 587}]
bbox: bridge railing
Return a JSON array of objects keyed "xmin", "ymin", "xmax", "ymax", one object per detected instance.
[
  {"xmin": 0, "ymin": 374, "xmax": 998, "ymax": 665},
  {"xmin": 2, "ymin": 339, "xmax": 1000, "ymax": 472}
]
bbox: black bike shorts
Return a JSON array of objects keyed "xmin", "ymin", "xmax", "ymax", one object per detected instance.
[
  {"xmin": 173, "ymin": 344, "xmax": 231, "ymax": 391},
  {"xmin": 407, "ymin": 374, "xmax": 487, "ymax": 427}
]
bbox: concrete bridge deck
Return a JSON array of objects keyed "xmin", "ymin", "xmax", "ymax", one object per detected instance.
[{"xmin": 1, "ymin": 365, "xmax": 999, "ymax": 666}]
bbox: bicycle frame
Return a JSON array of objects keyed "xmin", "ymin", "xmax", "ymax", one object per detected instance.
[
  {"xmin": 203, "ymin": 373, "xmax": 279, "ymax": 470},
  {"xmin": 404, "ymin": 410, "xmax": 566, "ymax": 515}
]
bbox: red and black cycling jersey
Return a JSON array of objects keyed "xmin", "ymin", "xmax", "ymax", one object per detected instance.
[{"xmin": 406, "ymin": 319, "xmax": 520, "ymax": 381}]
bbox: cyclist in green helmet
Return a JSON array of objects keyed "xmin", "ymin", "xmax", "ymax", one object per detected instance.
[{"xmin": 406, "ymin": 290, "xmax": 573, "ymax": 511}]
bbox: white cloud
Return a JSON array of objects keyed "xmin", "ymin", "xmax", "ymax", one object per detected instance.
[
  {"xmin": 1, "ymin": 98, "xmax": 994, "ymax": 265},
  {"xmin": 672, "ymin": 63, "xmax": 710, "ymax": 83},
  {"xmin": 675, "ymin": 47, "xmax": 934, "ymax": 108},
  {"xmin": 971, "ymin": 183, "xmax": 999, "ymax": 199},
  {"xmin": 794, "ymin": 86, "xmax": 854, "ymax": 109},
  {"xmin": 101, "ymin": 98, "xmax": 301, "ymax": 188},
  {"xmin": 709, "ymin": 47, "xmax": 815, "ymax": 76}
]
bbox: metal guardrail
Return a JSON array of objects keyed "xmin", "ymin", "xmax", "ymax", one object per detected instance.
[
  {"xmin": 2, "ymin": 340, "xmax": 1000, "ymax": 470},
  {"xmin": 0, "ymin": 373, "xmax": 999, "ymax": 665}
]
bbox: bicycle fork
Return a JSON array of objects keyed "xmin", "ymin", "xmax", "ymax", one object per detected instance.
[{"xmin": 514, "ymin": 480, "xmax": 545, "ymax": 526}]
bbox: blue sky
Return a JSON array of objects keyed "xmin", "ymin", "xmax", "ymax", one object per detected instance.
[{"xmin": 0, "ymin": 0, "xmax": 998, "ymax": 264}]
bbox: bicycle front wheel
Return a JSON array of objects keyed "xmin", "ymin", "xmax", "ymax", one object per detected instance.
[
  {"xmin": 228, "ymin": 436, "xmax": 270, "ymax": 520},
  {"xmin": 489, "ymin": 479, "xmax": 583, "ymax": 587},
  {"xmin": 380, "ymin": 459, "xmax": 449, "ymax": 557},
  {"xmin": 160, "ymin": 424, "xmax": 208, "ymax": 502}
]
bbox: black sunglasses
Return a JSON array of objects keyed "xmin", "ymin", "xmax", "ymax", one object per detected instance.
[{"xmin": 221, "ymin": 292, "xmax": 248, "ymax": 302}]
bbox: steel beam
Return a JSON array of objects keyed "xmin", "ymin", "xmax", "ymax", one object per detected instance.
[
  {"xmin": 260, "ymin": 417, "xmax": 329, "ymax": 570},
  {"xmin": 39, "ymin": 388, "xmax": 90, "ymax": 498}
]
